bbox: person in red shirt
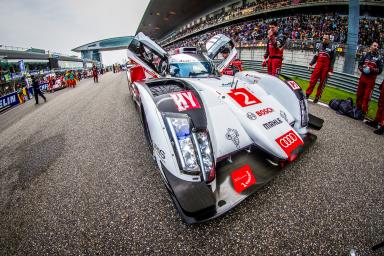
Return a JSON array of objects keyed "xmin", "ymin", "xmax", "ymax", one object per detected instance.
[
  {"xmin": 306, "ymin": 34, "xmax": 336, "ymax": 103},
  {"xmin": 221, "ymin": 47, "xmax": 243, "ymax": 76},
  {"xmin": 92, "ymin": 64, "xmax": 99, "ymax": 83},
  {"xmin": 262, "ymin": 20, "xmax": 286, "ymax": 76},
  {"xmin": 366, "ymin": 80, "xmax": 384, "ymax": 135},
  {"xmin": 356, "ymin": 42, "xmax": 383, "ymax": 117}
]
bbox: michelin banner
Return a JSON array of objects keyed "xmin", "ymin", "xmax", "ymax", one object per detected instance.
[
  {"xmin": 0, "ymin": 82, "xmax": 48, "ymax": 110},
  {"xmin": 0, "ymin": 92, "xmax": 20, "ymax": 110}
]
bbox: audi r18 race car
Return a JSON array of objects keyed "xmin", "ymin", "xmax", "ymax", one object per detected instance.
[{"xmin": 126, "ymin": 32, "xmax": 323, "ymax": 224}]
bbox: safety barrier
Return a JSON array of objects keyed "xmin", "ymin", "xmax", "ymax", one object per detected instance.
[{"xmin": 241, "ymin": 60, "xmax": 381, "ymax": 101}]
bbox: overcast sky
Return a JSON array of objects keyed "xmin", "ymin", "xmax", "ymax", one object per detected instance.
[{"xmin": 0, "ymin": 0, "xmax": 149, "ymax": 65}]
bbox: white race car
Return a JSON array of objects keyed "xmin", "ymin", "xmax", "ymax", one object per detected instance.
[{"xmin": 126, "ymin": 32, "xmax": 323, "ymax": 223}]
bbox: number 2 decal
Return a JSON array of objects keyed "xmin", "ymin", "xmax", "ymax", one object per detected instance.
[
  {"xmin": 287, "ymin": 81, "xmax": 301, "ymax": 90},
  {"xmin": 227, "ymin": 88, "xmax": 262, "ymax": 107}
]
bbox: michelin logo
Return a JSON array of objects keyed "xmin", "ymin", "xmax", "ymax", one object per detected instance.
[{"xmin": 0, "ymin": 94, "xmax": 17, "ymax": 108}]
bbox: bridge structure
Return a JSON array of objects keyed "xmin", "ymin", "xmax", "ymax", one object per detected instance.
[{"xmin": 72, "ymin": 36, "xmax": 134, "ymax": 65}]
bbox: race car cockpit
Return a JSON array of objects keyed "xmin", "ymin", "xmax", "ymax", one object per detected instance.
[{"xmin": 169, "ymin": 54, "xmax": 216, "ymax": 78}]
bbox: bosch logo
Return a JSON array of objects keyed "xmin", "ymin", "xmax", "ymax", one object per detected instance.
[
  {"xmin": 256, "ymin": 108, "xmax": 273, "ymax": 116},
  {"xmin": 279, "ymin": 132, "xmax": 298, "ymax": 148},
  {"xmin": 247, "ymin": 112, "xmax": 257, "ymax": 120}
]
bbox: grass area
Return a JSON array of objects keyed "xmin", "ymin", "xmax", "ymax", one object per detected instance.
[{"xmin": 292, "ymin": 76, "xmax": 378, "ymax": 119}]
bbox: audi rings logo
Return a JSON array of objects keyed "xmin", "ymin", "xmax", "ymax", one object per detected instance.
[
  {"xmin": 275, "ymin": 130, "xmax": 304, "ymax": 156},
  {"xmin": 279, "ymin": 132, "xmax": 297, "ymax": 148}
]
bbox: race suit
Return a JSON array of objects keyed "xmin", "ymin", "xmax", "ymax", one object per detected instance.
[
  {"xmin": 264, "ymin": 33, "xmax": 286, "ymax": 76},
  {"xmin": 306, "ymin": 42, "xmax": 336, "ymax": 99},
  {"xmin": 375, "ymin": 80, "xmax": 384, "ymax": 126},
  {"xmin": 222, "ymin": 59, "xmax": 243, "ymax": 76},
  {"xmin": 356, "ymin": 52, "xmax": 383, "ymax": 114}
]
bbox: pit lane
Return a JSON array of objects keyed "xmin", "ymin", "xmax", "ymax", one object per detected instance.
[{"xmin": 0, "ymin": 72, "xmax": 383, "ymax": 255}]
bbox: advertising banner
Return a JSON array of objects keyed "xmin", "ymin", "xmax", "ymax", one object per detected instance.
[
  {"xmin": 39, "ymin": 82, "xmax": 48, "ymax": 91},
  {"xmin": 0, "ymin": 92, "xmax": 20, "ymax": 110}
]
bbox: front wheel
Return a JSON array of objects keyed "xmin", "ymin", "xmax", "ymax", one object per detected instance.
[{"xmin": 141, "ymin": 108, "xmax": 153, "ymax": 154}]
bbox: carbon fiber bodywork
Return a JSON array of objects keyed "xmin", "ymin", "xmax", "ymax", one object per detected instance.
[{"xmin": 162, "ymin": 132, "xmax": 317, "ymax": 224}]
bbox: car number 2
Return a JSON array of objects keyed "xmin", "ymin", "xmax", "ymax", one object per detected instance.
[{"xmin": 227, "ymin": 88, "xmax": 262, "ymax": 107}]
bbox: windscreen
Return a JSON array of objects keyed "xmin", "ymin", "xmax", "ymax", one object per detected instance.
[{"xmin": 169, "ymin": 61, "xmax": 214, "ymax": 78}]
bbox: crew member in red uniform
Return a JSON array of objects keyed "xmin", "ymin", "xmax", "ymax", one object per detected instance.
[
  {"xmin": 356, "ymin": 42, "xmax": 383, "ymax": 117},
  {"xmin": 262, "ymin": 20, "xmax": 286, "ymax": 76},
  {"xmin": 221, "ymin": 47, "xmax": 243, "ymax": 76},
  {"xmin": 306, "ymin": 34, "xmax": 336, "ymax": 103},
  {"xmin": 92, "ymin": 64, "xmax": 99, "ymax": 83},
  {"xmin": 366, "ymin": 80, "xmax": 384, "ymax": 134}
]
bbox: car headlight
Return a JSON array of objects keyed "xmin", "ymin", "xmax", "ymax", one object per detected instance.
[
  {"xmin": 165, "ymin": 114, "xmax": 215, "ymax": 182},
  {"xmin": 299, "ymin": 99, "xmax": 308, "ymax": 127},
  {"xmin": 166, "ymin": 116, "xmax": 199, "ymax": 173},
  {"xmin": 195, "ymin": 131, "xmax": 215, "ymax": 182}
]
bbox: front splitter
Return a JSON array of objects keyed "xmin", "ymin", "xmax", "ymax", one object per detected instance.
[{"xmin": 163, "ymin": 133, "xmax": 317, "ymax": 224}]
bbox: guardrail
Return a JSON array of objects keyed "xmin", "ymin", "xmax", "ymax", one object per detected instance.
[{"xmin": 241, "ymin": 60, "xmax": 381, "ymax": 101}]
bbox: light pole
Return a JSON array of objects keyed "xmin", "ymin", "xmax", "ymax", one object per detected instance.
[{"xmin": 343, "ymin": 0, "xmax": 360, "ymax": 74}]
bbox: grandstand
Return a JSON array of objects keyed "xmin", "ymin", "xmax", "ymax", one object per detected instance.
[{"xmin": 137, "ymin": 0, "xmax": 384, "ymax": 81}]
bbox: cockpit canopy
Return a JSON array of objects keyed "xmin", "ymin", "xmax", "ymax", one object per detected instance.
[{"xmin": 168, "ymin": 54, "xmax": 215, "ymax": 78}]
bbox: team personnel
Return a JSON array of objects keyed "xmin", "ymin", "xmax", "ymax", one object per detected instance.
[
  {"xmin": 366, "ymin": 80, "xmax": 384, "ymax": 135},
  {"xmin": 221, "ymin": 47, "xmax": 243, "ymax": 76},
  {"xmin": 356, "ymin": 42, "xmax": 383, "ymax": 116},
  {"xmin": 262, "ymin": 20, "xmax": 286, "ymax": 76},
  {"xmin": 306, "ymin": 35, "xmax": 335, "ymax": 103},
  {"xmin": 31, "ymin": 75, "xmax": 46, "ymax": 105},
  {"xmin": 92, "ymin": 64, "xmax": 99, "ymax": 83}
]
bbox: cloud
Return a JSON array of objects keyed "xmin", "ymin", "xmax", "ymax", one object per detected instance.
[{"xmin": 0, "ymin": 0, "xmax": 149, "ymax": 65}]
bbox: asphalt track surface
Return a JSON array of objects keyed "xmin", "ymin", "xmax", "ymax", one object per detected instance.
[{"xmin": 0, "ymin": 72, "xmax": 383, "ymax": 255}]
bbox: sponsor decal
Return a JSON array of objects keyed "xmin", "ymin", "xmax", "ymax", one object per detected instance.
[
  {"xmin": 225, "ymin": 128, "xmax": 240, "ymax": 148},
  {"xmin": 246, "ymin": 112, "xmax": 257, "ymax": 120},
  {"xmin": 227, "ymin": 88, "xmax": 262, "ymax": 107},
  {"xmin": 256, "ymin": 107, "xmax": 274, "ymax": 116},
  {"xmin": 231, "ymin": 164, "xmax": 256, "ymax": 193},
  {"xmin": 287, "ymin": 80, "xmax": 301, "ymax": 90},
  {"xmin": 170, "ymin": 90, "xmax": 201, "ymax": 112},
  {"xmin": 280, "ymin": 110, "xmax": 288, "ymax": 122},
  {"xmin": 275, "ymin": 130, "xmax": 304, "ymax": 157},
  {"xmin": 262, "ymin": 118, "xmax": 283, "ymax": 130}
]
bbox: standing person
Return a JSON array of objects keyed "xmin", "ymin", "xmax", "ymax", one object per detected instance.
[
  {"xmin": 47, "ymin": 74, "xmax": 54, "ymax": 93},
  {"xmin": 366, "ymin": 80, "xmax": 384, "ymax": 134},
  {"xmin": 262, "ymin": 20, "xmax": 286, "ymax": 76},
  {"xmin": 31, "ymin": 75, "xmax": 46, "ymax": 104},
  {"xmin": 65, "ymin": 71, "xmax": 71, "ymax": 88},
  {"xmin": 77, "ymin": 70, "xmax": 82, "ymax": 81},
  {"xmin": 70, "ymin": 70, "xmax": 76, "ymax": 88},
  {"xmin": 306, "ymin": 34, "xmax": 336, "ymax": 103},
  {"xmin": 220, "ymin": 47, "xmax": 243, "ymax": 75},
  {"xmin": 92, "ymin": 64, "xmax": 99, "ymax": 83},
  {"xmin": 356, "ymin": 42, "xmax": 383, "ymax": 117}
]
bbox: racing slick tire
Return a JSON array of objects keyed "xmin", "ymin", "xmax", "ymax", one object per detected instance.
[{"xmin": 140, "ymin": 106, "xmax": 154, "ymax": 154}]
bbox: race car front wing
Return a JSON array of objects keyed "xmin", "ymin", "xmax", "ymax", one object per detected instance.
[{"xmin": 162, "ymin": 132, "xmax": 317, "ymax": 224}]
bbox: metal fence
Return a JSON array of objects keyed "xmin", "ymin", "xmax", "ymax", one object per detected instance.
[{"xmin": 241, "ymin": 60, "xmax": 382, "ymax": 101}]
